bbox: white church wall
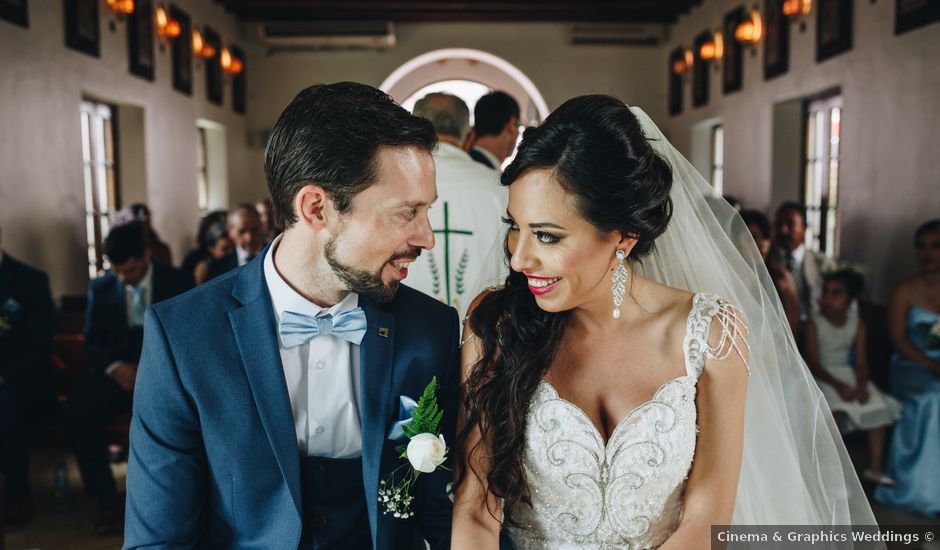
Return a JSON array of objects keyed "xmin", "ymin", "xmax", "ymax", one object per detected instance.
[
  {"xmin": 0, "ymin": 0, "xmax": 250, "ymax": 298},
  {"xmin": 242, "ymin": 22, "xmax": 671, "ymax": 198},
  {"xmin": 662, "ymin": 0, "xmax": 940, "ymax": 302}
]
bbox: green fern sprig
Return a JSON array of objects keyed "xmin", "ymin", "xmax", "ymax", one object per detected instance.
[{"xmin": 403, "ymin": 376, "xmax": 443, "ymax": 438}]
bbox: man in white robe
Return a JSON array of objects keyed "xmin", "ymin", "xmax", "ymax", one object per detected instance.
[{"xmin": 410, "ymin": 93, "xmax": 508, "ymax": 319}]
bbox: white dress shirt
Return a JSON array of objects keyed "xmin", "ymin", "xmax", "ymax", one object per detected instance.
[{"xmin": 264, "ymin": 235, "xmax": 362, "ymax": 458}]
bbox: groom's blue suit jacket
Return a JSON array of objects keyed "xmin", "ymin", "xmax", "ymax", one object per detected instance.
[{"xmin": 123, "ymin": 253, "xmax": 459, "ymax": 549}]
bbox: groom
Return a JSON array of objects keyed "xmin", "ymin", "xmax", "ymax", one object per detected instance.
[{"xmin": 124, "ymin": 82, "xmax": 459, "ymax": 549}]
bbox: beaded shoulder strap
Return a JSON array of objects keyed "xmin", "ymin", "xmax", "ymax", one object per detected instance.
[{"xmin": 684, "ymin": 293, "xmax": 750, "ymax": 380}]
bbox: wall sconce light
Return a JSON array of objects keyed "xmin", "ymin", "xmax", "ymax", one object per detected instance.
[
  {"xmin": 155, "ymin": 4, "xmax": 181, "ymax": 41},
  {"xmin": 672, "ymin": 48, "xmax": 695, "ymax": 75},
  {"xmin": 782, "ymin": 0, "xmax": 812, "ymax": 17},
  {"xmin": 192, "ymin": 29, "xmax": 216, "ymax": 59},
  {"xmin": 220, "ymin": 47, "xmax": 244, "ymax": 76},
  {"xmin": 699, "ymin": 32, "xmax": 724, "ymax": 62},
  {"xmin": 735, "ymin": 9, "xmax": 763, "ymax": 44},
  {"xmin": 106, "ymin": 0, "xmax": 135, "ymax": 17}
]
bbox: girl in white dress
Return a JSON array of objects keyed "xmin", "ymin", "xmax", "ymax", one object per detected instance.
[{"xmin": 805, "ymin": 267, "xmax": 901, "ymax": 486}]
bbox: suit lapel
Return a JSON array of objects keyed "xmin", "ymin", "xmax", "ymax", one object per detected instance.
[
  {"xmin": 358, "ymin": 296, "xmax": 395, "ymax": 547},
  {"xmin": 229, "ymin": 259, "xmax": 301, "ymax": 517}
]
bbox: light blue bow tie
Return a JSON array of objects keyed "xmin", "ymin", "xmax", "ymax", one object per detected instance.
[{"xmin": 278, "ymin": 308, "xmax": 367, "ymax": 348}]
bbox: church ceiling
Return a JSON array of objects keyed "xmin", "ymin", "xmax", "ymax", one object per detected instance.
[{"xmin": 215, "ymin": 1, "xmax": 702, "ymax": 23}]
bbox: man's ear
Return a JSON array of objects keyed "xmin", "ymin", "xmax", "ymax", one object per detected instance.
[{"xmin": 294, "ymin": 184, "xmax": 330, "ymax": 230}]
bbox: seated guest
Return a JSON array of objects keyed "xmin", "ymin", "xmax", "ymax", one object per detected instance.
[
  {"xmin": 193, "ymin": 223, "xmax": 233, "ymax": 285},
  {"xmin": 180, "ymin": 210, "xmax": 228, "ymax": 276},
  {"xmin": 0, "ymin": 225, "xmax": 54, "ymax": 531},
  {"xmin": 741, "ymin": 209, "xmax": 800, "ymax": 337},
  {"xmin": 64, "ymin": 222, "xmax": 193, "ymax": 534},
  {"xmin": 255, "ymin": 198, "xmax": 280, "ymax": 245},
  {"xmin": 469, "ymin": 91, "xmax": 520, "ymax": 171},
  {"xmin": 204, "ymin": 204, "xmax": 263, "ymax": 282},
  {"xmin": 128, "ymin": 204, "xmax": 173, "ymax": 267},
  {"xmin": 804, "ymin": 267, "xmax": 900, "ymax": 485},
  {"xmin": 773, "ymin": 202, "xmax": 836, "ymax": 325},
  {"xmin": 876, "ymin": 219, "xmax": 940, "ymax": 516}
]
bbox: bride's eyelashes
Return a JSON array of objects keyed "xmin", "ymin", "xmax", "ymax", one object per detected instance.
[
  {"xmin": 535, "ymin": 231, "xmax": 561, "ymax": 244},
  {"xmin": 502, "ymin": 217, "xmax": 560, "ymax": 244}
]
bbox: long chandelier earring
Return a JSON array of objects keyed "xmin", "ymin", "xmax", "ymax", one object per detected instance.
[{"xmin": 611, "ymin": 249, "xmax": 628, "ymax": 319}]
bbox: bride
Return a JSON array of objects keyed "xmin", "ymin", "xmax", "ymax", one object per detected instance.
[{"xmin": 451, "ymin": 95, "xmax": 875, "ymax": 548}]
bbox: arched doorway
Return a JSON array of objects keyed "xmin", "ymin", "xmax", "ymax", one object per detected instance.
[{"xmin": 380, "ymin": 48, "xmax": 549, "ymax": 127}]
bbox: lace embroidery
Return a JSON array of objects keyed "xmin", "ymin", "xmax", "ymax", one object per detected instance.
[
  {"xmin": 684, "ymin": 294, "xmax": 750, "ymax": 379},
  {"xmin": 507, "ymin": 293, "xmax": 748, "ymax": 549}
]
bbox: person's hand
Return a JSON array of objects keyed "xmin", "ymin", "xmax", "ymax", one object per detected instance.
[
  {"xmin": 110, "ymin": 362, "xmax": 138, "ymax": 392},
  {"xmin": 854, "ymin": 384, "xmax": 870, "ymax": 404},
  {"xmin": 836, "ymin": 383, "xmax": 857, "ymax": 402}
]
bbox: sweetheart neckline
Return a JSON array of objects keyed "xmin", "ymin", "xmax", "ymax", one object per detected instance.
[
  {"xmin": 535, "ymin": 292, "xmax": 707, "ymax": 448},
  {"xmin": 537, "ymin": 375, "xmax": 692, "ymax": 448}
]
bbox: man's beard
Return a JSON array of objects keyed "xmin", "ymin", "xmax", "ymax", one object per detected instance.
[{"xmin": 324, "ymin": 235, "xmax": 420, "ymax": 304}]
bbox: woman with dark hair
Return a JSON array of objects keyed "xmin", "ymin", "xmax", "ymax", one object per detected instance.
[
  {"xmin": 180, "ymin": 210, "xmax": 228, "ymax": 276},
  {"xmin": 192, "ymin": 223, "xmax": 233, "ymax": 285},
  {"xmin": 875, "ymin": 219, "xmax": 940, "ymax": 516},
  {"xmin": 451, "ymin": 96, "xmax": 875, "ymax": 548}
]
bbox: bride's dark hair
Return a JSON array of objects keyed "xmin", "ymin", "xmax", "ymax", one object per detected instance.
[{"xmin": 456, "ymin": 95, "xmax": 673, "ymax": 525}]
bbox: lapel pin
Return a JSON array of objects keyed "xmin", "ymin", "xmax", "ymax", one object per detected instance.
[{"xmin": 378, "ymin": 327, "xmax": 390, "ymax": 338}]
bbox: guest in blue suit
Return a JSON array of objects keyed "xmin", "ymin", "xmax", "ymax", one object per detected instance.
[
  {"xmin": 0, "ymin": 225, "xmax": 55, "ymax": 531},
  {"xmin": 64, "ymin": 221, "xmax": 194, "ymax": 535},
  {"xmin": 875, "ymin": 219, "xmax": 940, "ymax": 517},
  {"xmin": 125, "ymin": 82, "xmax": 458, "ymax": 549}
]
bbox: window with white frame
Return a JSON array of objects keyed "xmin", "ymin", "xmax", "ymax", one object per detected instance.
[
  {"xmin": 197, "ymin": 126, "xmax": 209, "ymax": 213},
  {"xmin": 803, "ymin": 94, "xmax": 843, "ymax": 257},
  {"xmin": 710, "ymin": 124, "xmax": 724, "ymax": 194},
  {"xmin": 80, "ymin": 100, "xmax": 120, "ymax": 278}
]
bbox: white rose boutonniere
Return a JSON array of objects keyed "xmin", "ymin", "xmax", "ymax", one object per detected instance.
[
  {"xmin": 407, "ymin": 433, "xmax": 448, "ymax": 473},
  {"xmin": 379, "ymin": 376, "xmax": 449, "ymax": 519}
]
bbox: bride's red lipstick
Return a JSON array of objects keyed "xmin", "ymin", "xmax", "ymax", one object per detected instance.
[{"xmin": 524, "ymin": 274, "xmax": 561, "ymax": 296}]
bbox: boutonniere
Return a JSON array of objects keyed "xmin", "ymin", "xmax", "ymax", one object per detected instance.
[{"xmin": 380, "ymin": 376, "xmax": 449, "ymax": 519}]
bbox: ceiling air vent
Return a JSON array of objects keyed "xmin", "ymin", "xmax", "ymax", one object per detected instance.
[
  {"xmin": 258, "ymin": 20, "xmax": 395, "ymax": 52},
  {"xmin": 568, "ymin": 24, "xmax": 666, "ymax": 46}
]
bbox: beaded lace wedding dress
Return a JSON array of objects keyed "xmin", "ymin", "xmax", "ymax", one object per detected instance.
[{"xmin": 505, "ymin": 294, "xmax": 747, "ymax": 549}]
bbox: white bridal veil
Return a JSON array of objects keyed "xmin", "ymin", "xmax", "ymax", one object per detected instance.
[
  {"xmin": 628, "ymin": 106, "xmax": 875, "ymax": 526},
  {"xmin": 473, "ymin": 105, "xmax": 877, "ymax": 527}
]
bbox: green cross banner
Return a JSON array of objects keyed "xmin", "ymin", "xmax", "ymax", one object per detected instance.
[{"xmin": 432, "ymin": 202, "xmax": 474, "ymax": 305}]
